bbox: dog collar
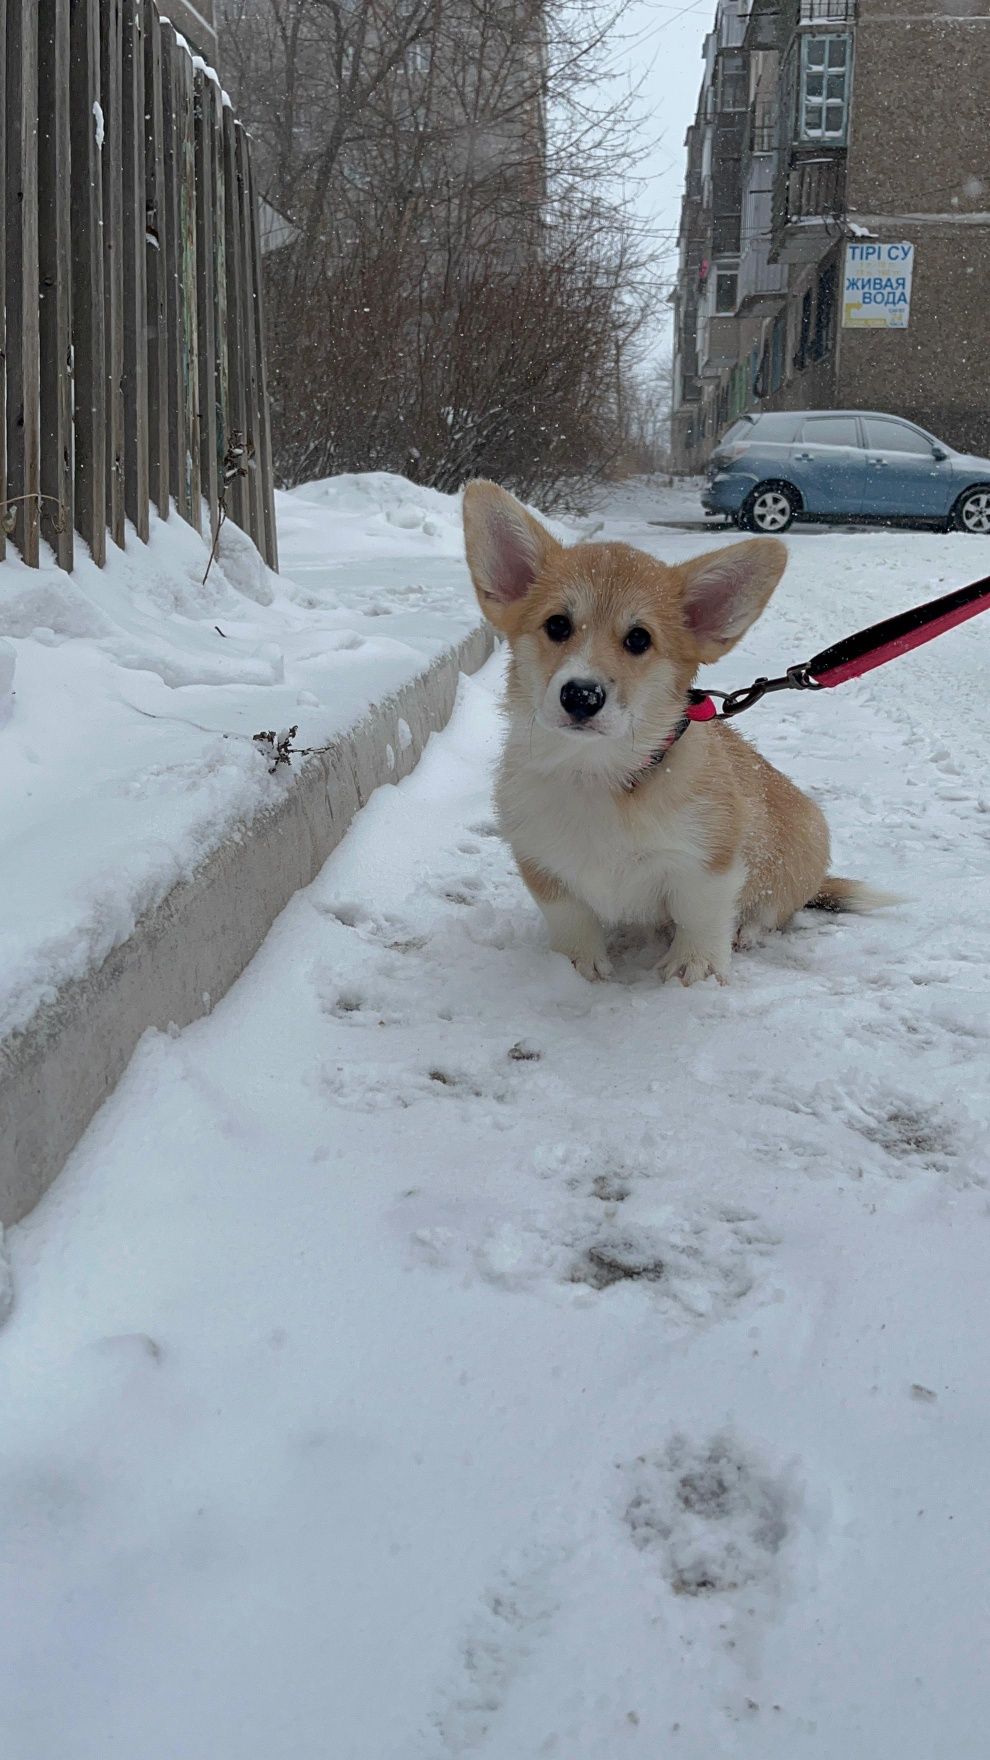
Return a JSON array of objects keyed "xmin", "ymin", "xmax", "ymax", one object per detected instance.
[{"xmin": 627, "ymin": 691, "xmax": 717, "ymax": 787}]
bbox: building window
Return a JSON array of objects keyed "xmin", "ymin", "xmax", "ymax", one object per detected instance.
[
  {"xmin": 799, "ymin": 34, "xmax": 851, "ymax": 141},
  {"xmin": 812, "ymin": 264, "xmax": 837, "ymax": 359},
  {"xmin": 795, "ymin": 289, "xmax": 813, "ymax": 368},
  {"xmin": 751, "ymin": 344, "xmax": 763, "ymax": 399},
  {"xmin": 718, "ymin": 51, "xmax": 749, "ymax": 113},
  {"xmin": 770, "ymin": 313, "xmax": 785, "ymax": 390},
  {"xmin": 752, "ymin": 344, "xmax": 768, "ymax": 399},
  {"xmin": 751, "ymin": 100, "xmax": 778, "ymax": 155},
  {"xmin": 715, "ymin": 270, "xmax": 738, "ymax": 313}
]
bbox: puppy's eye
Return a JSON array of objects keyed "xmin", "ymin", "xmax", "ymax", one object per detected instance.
[
  {"xmin": 624, "ymin": 626, "xmax": 652, "ymax": 655},
  {"xmin": 544, "ymin": 614, "xmax": 573, "ymax": 643}
]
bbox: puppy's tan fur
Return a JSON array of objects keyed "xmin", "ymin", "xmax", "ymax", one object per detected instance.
[{"xmin": 464, "ymin": 479, "xmax": 889, "ymax": 985}]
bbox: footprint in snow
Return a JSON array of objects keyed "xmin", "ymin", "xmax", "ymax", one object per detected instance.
[
  {"xmin": 590, "ymin": 1170, "xmax": 632, "ymax": 1204},
  {"xmin": 507, "ymin": 1040, "xmax": 542, "ymax": 1063},
  {"xmin": 621, "ymin": 1431, "xmax": 797, "ymax": 1600},
  {"xmin": 89, "ymin": 1332, "xmax": 163, "ymax": 1365},
  {"xmin": 428, "ymin": 1542, "xmax": 569, "ymax": 1756},
  {"xmin": 321, "ymin": 984, "xmax": 403, "ymax": 1026},
  {"xmin": 414, "ymin": 1204, "xmax": 773, "ymax": 1321},
  {"xmin": 854, "ymin": 1100, "xmax": 956, "ymax": 1170},
  {"xmin": 750, "ymin": 1078, "xmax": 968, "ymax": 1180},
  {"xmin": 569, "ymin": 1209, "xmax": 771, "ymax": 1316},
  {"xmin": 322, "ymin": 1060, "xmax": 511, "ymax": 1113},
  {"xmin": 314, "ymin": 898, "xmax": 428, "ymax": 953},
  {"xmin": 431, "ymin": 874, "xmax": 485, "ymax": 907}
]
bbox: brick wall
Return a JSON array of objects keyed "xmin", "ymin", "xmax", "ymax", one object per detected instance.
[{"xmin": 839, "ymin": 1, "xmax": 990, "ymax": 452}]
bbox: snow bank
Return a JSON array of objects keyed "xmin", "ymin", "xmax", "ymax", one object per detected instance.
[
  {"xmin": 288, "ymin": 470, "xmax": 469, "ymax": 556},
  {"xmin": 0, "ymin": 476, "xmax": 483, "ymax": 1040}
]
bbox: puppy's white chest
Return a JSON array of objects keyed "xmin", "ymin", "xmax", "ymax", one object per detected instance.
[{"xmin": 502, "ymin": 767, "xmax": 708, "ymax": 926}]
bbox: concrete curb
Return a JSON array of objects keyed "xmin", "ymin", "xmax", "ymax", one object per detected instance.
[{"xmin": 0, "ymin": 623, "xmax": 495, "ymax": 1226}]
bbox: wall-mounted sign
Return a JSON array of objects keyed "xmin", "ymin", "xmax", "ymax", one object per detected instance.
[{"xmin": 842, "ymin": 241, "xmax": 914, "ymax": 329}]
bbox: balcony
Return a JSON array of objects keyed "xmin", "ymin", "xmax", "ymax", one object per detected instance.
[
  {"xmin": 743, "ymin": 0, "xmax": 779, "ymax": 52},
  {"xmin": 749, "ymin": 101, "xmax": 779, "ymax": 156},
  {"xmin": 770, "ymin": 152, "xmax": 846, "ymax": 262},
  {"xmin": 799, "ymin": 0, "xmax": 855, "ymax": 22},
  {"xmin": 738, "ymin": 181, "xmax": 788, "ymax": 310},
  {"xmin": 713, "ymin": 211, "xmax": 742, "ymax": 256},
  {"xmin": 738, "ymin": 252, "xmax": 788, "ymax": 310}
]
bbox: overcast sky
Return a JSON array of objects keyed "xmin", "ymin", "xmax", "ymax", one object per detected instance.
[{"xmin": 611, "ymin": 0, "xmax": 713, "ymax": 355}]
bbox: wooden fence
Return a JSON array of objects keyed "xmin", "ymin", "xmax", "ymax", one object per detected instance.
[{"xmin": 2, "ymin": 0, "xmax": 278, "ymax": 575}]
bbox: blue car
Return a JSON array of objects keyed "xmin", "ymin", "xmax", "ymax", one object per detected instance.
[{"xmin": 701, "ymin": 409, "xmax": 990, "ymax": 535}]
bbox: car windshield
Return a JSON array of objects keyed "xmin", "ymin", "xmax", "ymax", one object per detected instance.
[{"xmin": 720, "ymin": 419, "xmax": 754, "ymax": 445}]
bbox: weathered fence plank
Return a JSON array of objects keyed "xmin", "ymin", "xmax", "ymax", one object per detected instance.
[
  {"xmin": 194, "ymin": 66, "xmax": 219, "ymax": 534},
  {"xmin": 236, "ymin": 122, "xmax": 265, "ymax": 556},
  {"xmin": 144, "ymin": 0, "xmax": 169, "ymax": 521},
  {"xmin": 211, "ymin": 82, "xmax": 229, "ymax": 514},
  {"xmin": 0, "ymin": 0, "xmax": 7, "ymax": 564},
  {"xmin": 177, "ymin": 45, "xmax": 201, "ymax": 529},
  {"xmin": 100, "ymin": 0, "xmax": 125, "ymax": 548},
  {"xmin": 38, "ymin": 0, "xmax": 75, "ymax": 570},
  {"xmin": 121, "ymin": 0, "xmax": 149, "ymax": 540},
  {"xmin": 221, "ymin": 103, "xmax": 248, "ymax": 536},
  {"xmin": 5, "ymin": 0, "xmax": 42, "ymax": 566},
  {"xmin": 159, "ymin": 22, "xmax": 188, "ymax": 524},
  {"xmin": 247, "ymin": 153, "xmax": 279, "ymax": 571},
  {"xmin": 69, "ymin": 0, "xmax": 107, "ymax": 564}
]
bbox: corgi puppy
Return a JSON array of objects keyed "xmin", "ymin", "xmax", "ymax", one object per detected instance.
[{"xmin": 463, "ymin": 479, "xmax": 891, "ymax": 986}]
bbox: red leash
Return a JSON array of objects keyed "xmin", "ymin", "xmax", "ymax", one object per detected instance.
[{"xmin": 706, "ymin": 572, "xmax": 990, "ymax": 721}]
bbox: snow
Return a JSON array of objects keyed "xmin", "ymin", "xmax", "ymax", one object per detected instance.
[
  {"xmin": 587, "ymin": 472, "xmax": 712, "ymax": 528},
  {"xmin": 92, "ymin": 101, "xmax": 105, "ymax": 150},
  {"xmin": 0, "ymin": 638, "xmax": 14, "ymax": 724},
  {"xmin": 0, "ymin": 476, "xmax": 482, "ymax": 1038},
  {"xmin": 2, "ymin": 484, "xmax": 990, "ymax": 1757}
]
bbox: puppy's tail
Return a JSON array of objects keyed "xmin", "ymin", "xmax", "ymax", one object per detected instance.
[{"xmin": 806, "ymin": 876, "xmax": 903, "ymax": 915}]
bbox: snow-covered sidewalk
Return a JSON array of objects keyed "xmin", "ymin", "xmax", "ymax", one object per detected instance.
[
  {"xmin": 0, "ymin": 475, "xmax": 485, "ymax": 1038},
  {"xmin": 2, "ymin": 499, "xmax": 989, "ymax": 1758}
]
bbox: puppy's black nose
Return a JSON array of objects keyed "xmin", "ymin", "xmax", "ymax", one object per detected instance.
[{"xmin": 560, "ymin": 678, "xmax": 607, "ymax": 722}]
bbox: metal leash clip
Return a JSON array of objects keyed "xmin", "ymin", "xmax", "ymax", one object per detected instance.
[{"xmin": 715, "ymin": 661, "xmax": 822, "ymax": 720}]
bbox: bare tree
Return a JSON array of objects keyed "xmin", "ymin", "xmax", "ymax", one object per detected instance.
[
  {"xmin": 619, "ymin": 353, "xmax": 675, "ymax": 476},
  {"xmin": 218, "ymin": 0, "xmax": 664, "ymax": 501}
]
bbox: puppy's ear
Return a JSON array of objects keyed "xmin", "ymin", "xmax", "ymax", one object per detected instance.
[
  {"xmin": 463, "ymin": 480, "xmax": 561, "ymax": 632},
  {"xmin": 674, "ymin": 537, "xmax": 787, "ymax": 663}
]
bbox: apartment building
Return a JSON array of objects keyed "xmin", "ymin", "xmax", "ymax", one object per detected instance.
[{"xmin": 670, "ymin": 0, "xmax": 990, "ymax": 470}]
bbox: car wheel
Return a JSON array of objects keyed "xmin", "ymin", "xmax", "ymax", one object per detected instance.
[
  {"xmin": 740, "ymin": 484, "xmax": 798, "ymax": 534},
  {"xmin": 952, "ymin": 486, "xmax": 990, "ymax": 533}
]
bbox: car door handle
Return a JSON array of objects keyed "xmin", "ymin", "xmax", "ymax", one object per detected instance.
[
  {"xmin": 867, "ymin": 457, "xmax": 887, "ymax": 466},
  {"xmin": 794, "ymin": 451, "xmax": 813, "ymax": 460}
]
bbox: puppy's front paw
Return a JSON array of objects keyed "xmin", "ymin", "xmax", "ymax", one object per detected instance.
[
  {"xmin": 733, "ymin": 920, "xmax": 765, "ymax": 952},
  {"xmin": 552, "ymin": 935, "xmax": 613, "ymax": 982},
  {"xmin": 570, "ymin": 949, "xmax": 614, "ymax": 983},
  {"xmin": 658, "ymin": 939, "xmax": 730, "ymax": 987}
]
